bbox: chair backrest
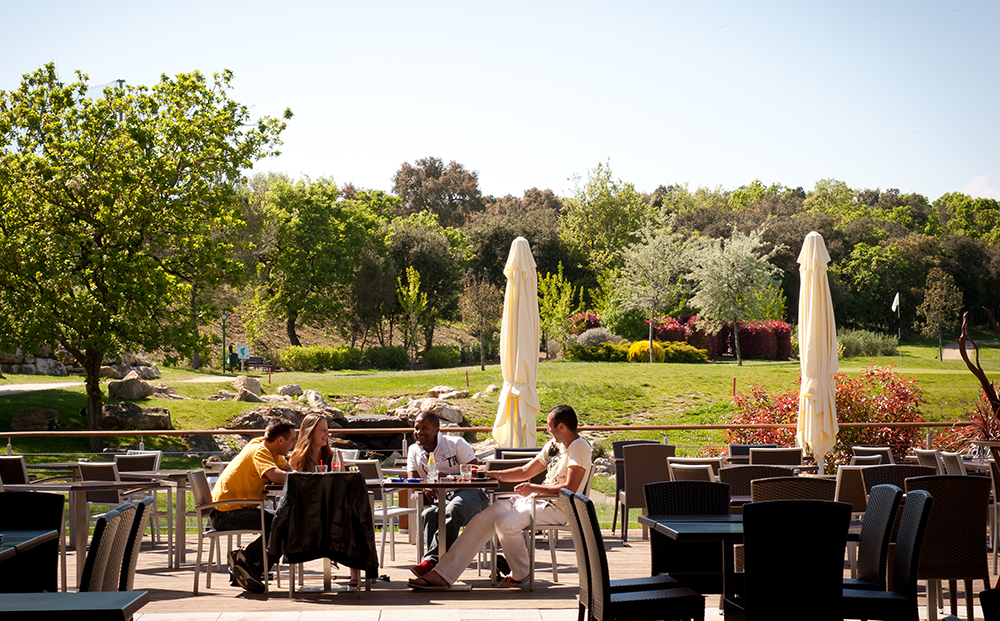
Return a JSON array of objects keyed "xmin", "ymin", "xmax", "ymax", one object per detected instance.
[
  {"xmin": 940, "ymin": 452, "xmax": 968, "ymax": 476},
  {"xmin": 79, "ymin": 462, "xmax": 122, "ymax": 504},
  {"xmin": 188, "ymin": 469, "xmax": 214, "ymax": 507},
  {"xmin": 854, "ymin": 484, "xmax": 903, "ymax": 588},
  {"xmin": 573, "ymin": 492, "xmax": 613, "ymax": 621},
  {"xmin": 350, "ymin": 459, "xmax": 385, "ymax": 501},
  {"xmin": 126, "ymin": 449, "xmax": 163, "ymax": 470},
  {"xmin": 750, "ymin": 476, "xmax": 836, "ymax": 501},
  {"xmin": 729, "ymin": 443, "xmax": 779, "ymax": 458},
  {"xmin": 666, "ymin": 456, "xmax": 724, "ymax": 477},
  {"xmin": 859, "ymin": 464, "xmax": 936, "ymax": 496},
  {"xmin": 611, "ymin": 439, "xmax": 662, "ymax": 459},
  {"xmin": 560, "ymin": 488, "xmax": 591, "ymax": 612},
  {"xmin": 79, "ymin": 502, "xmax": 136, "ymax": 592},
  {"xmin": 913, "ymin": 449, "xmax": 944, "ymax": 474},
  {"xmin": 742, "ymin": 500, "xmax": 851, "ymax": 619},
  {"xmin": 0, "ymin": 490, "xmax": 65, "ymax": 531},
  {"xmin": 668, "ymin": 463, "xmax": 715, "ymax": 482},
  {"xmin": 493, "ymin": 446, "xmax": 543, "ymax": 459},
  {"xmin": 749, "ymin": 447, "xmax": 804, "ymax": 465},
  {"xmin": 904, "ymin": 474, "xmax": 990, "ymax": 582},
  {"xmin": 834, "ymin": 465, "xmax": 871, "ymax": 513},
  {"xmin": 644, "ymin": 480, "xmax": 731, "ymax": 516},
  {"xmin": 849, "ymin": 454, "xmax": 883, "ymax": 466},
  {"xmin": 852, "ymin": 446, "xmax": 895, "ymax": 464},
  {"xmin": 612, "ymin": 440, "xmax": 672, "ymax": 495},
  {"xmin": 621, "ymin": 444, "xmax": 674, "ymax": 507},
  {"xmin": 719, "ymin": 465, "xmax": 796, "ymax": 496},
  {"xmin": 0, "ymin": 455, "xmax": 29, "ymax": 484},
  {"xmin": 338, "ymin": 449, "xmax": 360, "ymax": 461},
  {"xmin": 888, "ymin": 489, "xmax": 933, "ymax": 601},
  {"xmin": 120, "ymin": 496, "xmax": 154, "ymax": 591},
  {"xmin": 114, "ymin": 453, "xmax": 158, "ymax": 472},
  {"xmin": 485, "ymin": 457, "xmax": 545, "ymax": 494}
]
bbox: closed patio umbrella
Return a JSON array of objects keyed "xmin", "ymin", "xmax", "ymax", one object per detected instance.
[
  {"xmin": 492, "ymin": 237, "xmax": 540, "ymax": 448},
  {"xmin": 796, "ymin": 231, "xmax": 839, "ymax": 472}
]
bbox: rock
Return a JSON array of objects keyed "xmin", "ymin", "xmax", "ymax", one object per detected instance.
[
  {"xmin": 335, "ymin": 414, "xmax": 408, "ymax": 450},
  {"xmin": 182, "ymin": 432, "xmax": 224, "ymax": 455},
  {"xmin": 12, "ymin": 364, "xmax": 36, "ymax": 375},
  {"xmin": 107, "ymin": 370, "xmax": 155, "ymax": 400},
  {"xmin": 259, "ymin": 394, "xmax": 293, "ymax": 403},
  {"xmin": 391, "ymin": 397, "xmax": 463, "ymax": 424},
  {"xmin": 276, "ymin": 384, "xmax": 303, "ymax": 397},
  {"xmin": 234, "ymin": 388, "xmax": 263, "ymax": 403},
  {"xmin": 100, "ymin": 402, "xmax": 172, "ymax": 430},
  {"xmin": 152, "ymin": 391, "xmax": 186, "ymax": 400},
  {"xmin": 0, "ymin": 352, "xmax": 22, "ymax": 364},
  {"xmin": 135, "ymin": 354, "xmax": 153, "ymax": 367},
  {"xmin": 216, "ymin": 389, "xmax": 237, "ymax": 399},
  {"xmin": 138, "ymin": 365, "xmax": 160, "ymax": 380},
  {"xmin": 100, "ymin": 365, "xmax": 124, "ymax": 379},
  {"xmin": 121, "ymin": 353, "xmax": 137, "ymax": 366},
  {"xmin": 232, "ymin": 375, "xmax": 262, "ymax": 396},
  {"xmin": 12, "ymin": 407, "xmax": 60, "ymax": 430},
  {"xmin": 303, "ymin": 389, "xmax": 330, "ymax": 410},
  {"xmin": 37, "ymin": 344, "xmax": 53, "ymax": 358},
  {"xmin": 152, "ymin": 384, "xmax": 178, "ymax": 396},
  {"xmin": 426, "ymin": 385, "xmax": 457, "ymax": 398},
  {"xmin": 593, "ymin": 456, "xmax": 615, "ymax": 477},
  {"xmin": 32, "ymin": 358, "xmax": 67, "ymax": 376},
  {"xmin": 427, "ymin": 385, "xmax": 469, "ymax": 400},
  {"xmin": 483, "ymin": 384, "xmax": 500, "ymax": 394},
  {"xmin": 229, "ymin": 404, "xmax": 313, "ymax": 429}
]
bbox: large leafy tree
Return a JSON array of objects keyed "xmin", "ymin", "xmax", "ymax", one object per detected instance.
[
  {"xmin": 688, "ymin": 226, "xmax": 784, "ymax": 365},
  {"xmin": 392, "ymin": 156, "xmax": 483, "ymax": 227},
  {"xmin": 915, "ymin": 267, "xmax": 964, "ymax": 361},
  {"xmin": 259, "ymin": 177, "xmax": 382, "ymax": 346},
  {"xmin": 0, "ymin": 64, "xmax": 289, "ymax": 448}
]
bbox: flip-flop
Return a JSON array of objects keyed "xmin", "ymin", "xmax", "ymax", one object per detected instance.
[
  {"xmin": 408, "ymin": 577, "xmax": 451, "ymax": 591},
  {"xmin": 497, "ymin": 576, "xmax": 525, "ymax": 589}
]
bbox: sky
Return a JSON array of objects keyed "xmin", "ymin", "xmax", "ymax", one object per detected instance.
[{"xmin": 3, "ymin": 0, "xmax": 999, "ymax": 201}]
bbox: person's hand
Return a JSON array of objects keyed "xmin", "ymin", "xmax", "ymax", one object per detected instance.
[
  {"xmin": 514, "ymin": 482, "xmax": 533, "ymax": 497},
  {"xmin": 423, "ymin": 488, "xmax": 438, "ymax": 502},
  {"xmin": 483, "ymin": 470, "xmax": 500, "ymax": 481}
]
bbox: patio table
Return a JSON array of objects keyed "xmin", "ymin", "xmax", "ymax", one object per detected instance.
[
  {"xmin": 0, "ymin": 529, "xmax": 59, "ymax": 592},
  {"xmin": 0, "ymin": 590, "xmax": 148, "ymax": 620},
  {"xmin": 117, "ymin": 470, "xmax": 189, "ymax": 568},
  {"xmin": 638, "ymin": 513, "xmax": 744, "ymax": 600}
]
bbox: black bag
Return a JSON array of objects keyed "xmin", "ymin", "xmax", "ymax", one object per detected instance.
[{"xmin": 494, "ymin": 554, "xmax": 511, "ymax": 580}]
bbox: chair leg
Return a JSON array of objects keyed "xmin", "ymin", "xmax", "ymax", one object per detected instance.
[
  {"xmin": 194, "ymin": 534, "xmax": 204, "ymax": 594},
  {"xmin": 611, "ymin": 498, "xmax": 619, "ymax": 534},
  {"xmin": 927, "ymin": 579, "xmax": 938, "ymax": 621},
  {"xmin": 549, "ymin": 529, "xmax": 558, "ymax": 581},
  {"xmin": 379, "ymin": 518, "xmax": 388, "ymax": 568},
  {"xmin": 206, "ymin": 534, "xmax": 214, "ymax": 590},
  {"xmin": 621, "ymin": 503, "xmax": 628, "ymax": 544},
  {"xmin": 390, "ymin": 517, "xmax": 397, "ymax": 562}
]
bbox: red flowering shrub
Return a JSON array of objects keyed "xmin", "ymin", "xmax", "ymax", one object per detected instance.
[
  {"xmin": 646, "ymin": 316, "xmax": 686, "ymax": 342},
  {"xmin": 736, "ymin": 322, "xmax": 777, "ymax": 360},
  {"xmin": 685, "ymin": 316, "xmax": 725, "ymax": 359},
  {"xmin": 570, "ymin": 311, "xmax": 600, "ymax": 335},
  {"xmin": 932, "ymin": 390, "xmax": 1000, "ymax": 452},
  {"xmin": 722, "ymin": 364, "xmax": 925, "ymax": 472}
]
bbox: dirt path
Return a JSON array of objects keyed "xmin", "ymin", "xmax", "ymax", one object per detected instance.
[{"xmin": 0, "ymin": 374, "xmax": 229, "ymax": 397}]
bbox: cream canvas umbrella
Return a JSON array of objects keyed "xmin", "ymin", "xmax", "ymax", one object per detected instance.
[
  {"xmin": 492, "ymin": 237, "xmax": 540, "ymax": 448},
  {"xmin": 796, "ymin": 231, "xmax": 839, "ymax": 472}
]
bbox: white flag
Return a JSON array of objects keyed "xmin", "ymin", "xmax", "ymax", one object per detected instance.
[{"xmin": 891, "ymin": 292, "xmax": 900, "ymax": 312}]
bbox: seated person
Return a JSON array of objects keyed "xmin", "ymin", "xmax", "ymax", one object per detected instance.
[
  {"xmin": 408, "ymin": 412, "xmax": 489, "ymax": 578},
  {"xmin": 408, "ymin": 404, "xmax": 592, "ymax": 589},
  {"xmin": 288, "ymin": 413, "xmax": 361, "ymax": 587},
  {"xmin": 211, "ymin": 418, "xmax": 294, "ymax": 593}
]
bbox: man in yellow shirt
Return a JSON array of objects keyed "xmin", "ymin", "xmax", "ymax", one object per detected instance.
[{"xmin": 211, "ymin": 418, "xmax": 295, "ymax": 593}]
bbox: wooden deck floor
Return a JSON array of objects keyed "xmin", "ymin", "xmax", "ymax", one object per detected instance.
[{"xmin": 109, "ymin": 524, "xmax": 999, "ymax": 618}]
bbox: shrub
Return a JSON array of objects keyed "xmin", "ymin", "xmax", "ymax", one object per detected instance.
[
  {"xmin": 460, "ymin": 332, "xmax": 500, "ymax": 364},
  {"xmin": 424, "ymin": 345, "xmax": 460, "ymax": 369},
  {"xmin": 566, "ymin": 340, "xmax": 631, "ymax": 362},
  {"xmin": 647, "ymin": 316, "xmax": 687, "ymax": 342},
  {"xmin": 577, "ymin": 327, "xmax": 620, "ymax": 347},
  {"xmin": 366, "ymin": 345, "xmax": 409, "ymax": 370},
  {"xmin": 724, "ymin": 363, "xmax": 925, "ymax": 472},
  {"xmin": 570, "ymin": 311, "xmax": 601, "ymax": 335},
  {"xmin": 628, "ymin": 340, "xmax": 665, "ymax": 363},
  {"xmin": 661, "ymin": 341, "xmax": 708, "ymax": 363},
  {"xmin": 276, "ymin": 345, "xmax": 364, "ymax": 371},
  {"xmin": 735, "ymin": 322, "xmax": 777, "ymax": 360},
  {"xmin": 685, "ymin": 316, "xmax": 725, "ymax": 359},
  {"xmin": 838, "ymin": 329, "xmax": 898, "ymax": 358}
]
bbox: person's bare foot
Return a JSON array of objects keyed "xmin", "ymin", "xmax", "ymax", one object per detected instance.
[{"xmin": 408, "ymin": 570, "xmax": 449, "ymax": 588}]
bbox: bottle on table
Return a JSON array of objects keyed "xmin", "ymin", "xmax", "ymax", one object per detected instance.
[{"xmin": 427, "ymin": 453, "xmax": 438, "ymax": 483}]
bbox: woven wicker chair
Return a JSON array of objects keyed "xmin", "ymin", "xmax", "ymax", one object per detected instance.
[
  {"xmin": 618, "ymin": 444, "xmax": 674, "ymax": 543},
  {"xmin": 573, "ymin": 492, "xmax": 705, "ymax": 621},
  {"xmin": 914, "ymin": 448, "xmax": 945, "ymax": 474},
  {"xmin": 843, "ymin": 484, "xmax": 902, "ymax": 591},
  {"xmin": 0, "ymin": 490, "xmax": 66, "ymax": 592},
  {"xmin": 750, "ymin": 476, "xmax": 836, "ymax": 501},
  {"xmin": 644, "ymin": 480, "xmax": 730, "ymax": 596},
  {"xmin": 990, "ymin": 460, "xmax": 1000, "ymax": 574},
  {"xmin": 0, "ymin": 455, "xmax": 29, "ymax": 483},
  {"xmin": 559, "ymin": 489, "xmax": 680, "ymax": 621},
  {"xmin": 905, "ymin": 475, "xmax": 991, "ymax": 621},
  {"xmin": 120, "ymin": 496, "xmax": 155, "ymax": 591},
  {"xmin": 668, "ymin": 463, "xmax": 715, "ymax": 482},
  {"xmin": 859, "ymin": 464, "xmax": 936, "ymax": 496},
  {"xmin": 667, "ymin": 457, "xmax": 725, "ymax": 478},
  {"xmin": 79, "ymin": 502, "xmax": 137, "ymax": 592},
  {"xmin": 726, "ymin": 443, "xmax": 779, "ymax": 465},
  {"xmin": 850, "ymin": 454, "xmax": 883, "ymax": 466},
  {"xmin": 611, "ymin": 440, "xmax": 665, "ymax": 535},
  {"xmin": 719, "ymin": 465, "xmax": 795, "ymax": 497},
  {"xmin": 852, "ymin": 446, "xmax": 895, "ymax": 464},
  {"xmin": 726, "ymin": 499, "xmax": 851, "ymax": 621},
  {"xmin": 748, "ymin": 447, "xmax": 803, "ymax": 466},
  {"xmin": 843, "ymin": 490, "xmax": 933, "ymax": 621},
  {"xmin": 940, "ymin": 452, "xmax": 969, "ymax": 476}
]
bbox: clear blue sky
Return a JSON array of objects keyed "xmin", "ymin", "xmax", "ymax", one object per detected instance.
[{"xmin": 4, "ymin": 0, "xmax": 998, "ymax": 201}]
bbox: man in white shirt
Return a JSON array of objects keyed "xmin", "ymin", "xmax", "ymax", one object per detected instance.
[{"xmin": 407, "ymin": 412, "xmax": 488, "ymax": 577}]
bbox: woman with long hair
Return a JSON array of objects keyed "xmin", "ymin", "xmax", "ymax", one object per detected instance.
[{"xmin": 288, "ymin": 414, "xmax": 360, "ymax": 587}]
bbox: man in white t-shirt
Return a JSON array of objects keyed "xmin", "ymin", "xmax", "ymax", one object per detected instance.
[
  {"xmin": 408, "ymin": 404, "xmax": 592, "ymax": 589},
  {"xmin": 407, "ymin": 412, "xmax": 489, "ymax": 577}
]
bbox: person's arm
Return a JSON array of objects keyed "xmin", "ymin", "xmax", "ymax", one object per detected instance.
[
  {"xmin": 263, "ymin": 467, "xmax": 288, "ymax": 484},
  {"xmin": 514, "ymin": 463, "xmax": 585, "ymax": 497},
  {"xmin": 482, "ymin": 458, "xmax": 546, "ymax": 484}
]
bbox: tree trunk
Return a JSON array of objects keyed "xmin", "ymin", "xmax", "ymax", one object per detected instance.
[
  {"xmin": 190, "ymin": 284, "xmax": 200, "ymax": 369},
  {"xmin": 733, "ymin": 317, "xmax": 743, "ymax": 366},
  {"xmin": 939, "ymin": 334, "xmax": 943, "ymax": 362},
  {"xmin": 479, "ymin": 320, "xmax": 486, "ymax": 372},
  {"xmin": 287, "ymin": 312, "xmax": 300, "ymax": 347},
  {"xmin": 423, "ymin": 317, "xmax": 436, "ymax": 355},
  {"xmin": 648, "ymin": 309, "xmax": 655, "ymax": 363},
  {"xmin": 83, "ymin": 349, "xmax": 104, "ymax": 453}
]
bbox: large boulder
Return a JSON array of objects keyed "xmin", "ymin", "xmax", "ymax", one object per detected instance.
[
  {"xmin": 259, "ymin": 394, "xmax": 294, "ymax": 403},
  {"xmin": 107, "ymin": 370, "xmax": 155, "ymax": 400},
  {"xmin": 334, "ymin": 414, "xmax": 409, "ymax": 450},
  {"xmin": 100, "ymin": 365, "xmax": 124, "ymax": 379},
  {"xmin": 426, "ymin": 385, "xmax": 469, "ymax": 400},
  {"xmin": 232, "ymin": 375, "xmax": 261, "ymax": 396},
  {"xmin": 100, "ymin": 402, "xmax": 172, "ymax": 430},
  {"xmin": 34, "ymin": 358, "xmax": 68, "ymax": 377},
  {"xmin": 392, "ymin": 397, "xmax": 463, "ymax": 425},
  {"xmin": 303, "ymin": 389, "xmax": 330, "ymax": 409},
  {"xmin": 12, "ymin": 407, "xmax": 60, "ymax": 431},
  {"xmin": 228, "ymin": 404, "xmax": 313, "ymax": 429},
  {"xmin": 234, "ymin": 388, "xmax": 263, "ymax": 403},
  {"xmin": 276, "ymin": 384, "xmax": 303, "ymax": 397},
  {"xmin": 138, "ymin": 365, "xmax": 160, "ymax": 380}
]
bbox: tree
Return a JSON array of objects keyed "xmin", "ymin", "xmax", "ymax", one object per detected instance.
[
  {"xmin": 260, "ymin": 178, "xmax": 382, "ymax": 346},
  {"xmin": 615, "ymin": 225, "xmax": 694, "ymax": 361},
  {"xmin": 345, "ymin": 248, "xmax": 396, "ymax": 348},
  {"xmin": 392, "ymin": 157, "xmax": 483, "ymax": 227},
  {"xmin": 537, "ymin": 262, "xmax": 581, "ymax": 356},
  {"xmin": 560, "ymin": 161, "xmax": 652, "ymax": 274},
  {"xmin": 0, "ymin": 64, "xmax": 289, "ymax": 449},
  {"xmin": 688, "ymin": 226, "xmax": 784, "ymax": 365},
  {"xmin": 916, "ymin": 267, "xmax": 964, "ymax": 360},
  {"xmin": 397, "ymin": 266, "xmax": 428, "ymax": 365},
  {"xmin": 460, "ymin": 271, "xmax": 503, "ymax": 370},
  {"xmin": 831, "ymin": 242, "xmax": 908, "ymax": 331}
]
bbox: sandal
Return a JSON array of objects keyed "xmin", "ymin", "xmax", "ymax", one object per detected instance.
[{"xmin": 498, "ymin": 576, "xmax": 525, "ymax": 588}]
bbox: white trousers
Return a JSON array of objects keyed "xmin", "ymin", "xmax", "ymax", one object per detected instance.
[{"xmin": 433, "ymin": 495, "xmax": 566, "ymax": 584}]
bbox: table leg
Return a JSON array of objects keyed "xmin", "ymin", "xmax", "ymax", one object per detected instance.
[
  {"xmin": 174, "ymin": 481, "xmax": 187, "ymax": 568},
  {"xmin": 437, "ymin": 491, "xmax": 448, "ymax": 556},
  {"xmin": 73, "ymin": 490, "xmax": 87, "ymax": 589},
  {"xmin": 721, "ymin": 539, "xmax": 737, "ymax": 601},
  {"xmin": 415, "ymin": 492, "xmax": 424, "ymax": 561}
]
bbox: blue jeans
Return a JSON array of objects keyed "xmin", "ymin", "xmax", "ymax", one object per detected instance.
[
  {"xmin": 421, "ymin": 488, "xmax": 490, "ymax": 564},
  {"xmin": 210, "ymin": 507, "xmax": 277, "ymax": 572}
]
